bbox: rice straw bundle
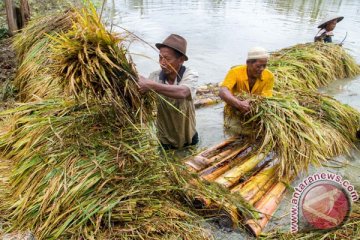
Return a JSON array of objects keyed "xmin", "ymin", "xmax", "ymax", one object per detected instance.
[
  {"xmin": 268, "ymin": 43, "xmax": 360, "ymax": 92},
  {"xmin": 13, "ymin": 11, "xmax": 75, "ymax": 101},
  {"xmin": 296, "ymin": 90, "xmax": 360, "ymax": 142},
  {"xmin": 0, "ymin": 99, "xmax": 213, "ymax": 239},
  {"xmin": 50, "ymin": 6, "xmax": 137, "ymax": 100},
  {"xmin": 225, "ymin": 93, "xmax": 355, "ymax": 178}
]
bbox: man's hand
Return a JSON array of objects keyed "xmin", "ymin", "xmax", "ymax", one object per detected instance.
[
  {"xmin": 219, "ymin": 87, "xmax": 251, "ymax": 113},
  {"xmin": 138, "ymin": 75, "xmax": 153, "ymax": 94},
  {"xmin": 235, "ymin": 99, "xmax": 251, "ymax": 113}
]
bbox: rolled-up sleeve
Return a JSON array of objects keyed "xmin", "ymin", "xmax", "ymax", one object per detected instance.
[
  {"xmin": 220, "ymin": 68, "xmax": 237, "ymax": 93},
  {"xmin": 262, "ymin": 72, "xmax": 274, "ymax": 97},
  {"xmin": 181, "ymin": 68, "xmax": 198, "ymax": 100}
]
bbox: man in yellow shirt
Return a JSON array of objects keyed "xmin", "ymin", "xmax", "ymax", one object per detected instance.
[{"xmin": 219, "ymin": 47, "xmax": 274, "ymax": 113}]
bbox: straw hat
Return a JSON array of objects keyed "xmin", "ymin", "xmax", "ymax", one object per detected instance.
[
  {"xmin": 156, "ymin": 34, "xmax": 188, "ymax": 61},
  {"xmin": 318, "ymin": 16, "xmax": 344, "ymax": 29},
  {"xmin": 247, "ymin": 47, "xmax": 269, "ymax": 60}
]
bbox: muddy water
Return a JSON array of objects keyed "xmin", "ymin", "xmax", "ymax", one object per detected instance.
[{"xmin": 108, "ymin": 0, "xmax": 360, "ymax": 238}]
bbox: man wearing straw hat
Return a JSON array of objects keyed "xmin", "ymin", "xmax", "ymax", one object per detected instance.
[
  {"xmin": 219, "ymin": 46, "xmax": 274, "ymax": 113},
  {"xmin": 314, "ymin": 16, "xmax": 344, "ymax": 43},
  {"xmin": 138, "ymin": 34, "xmax": 199, "ymax": 149}
]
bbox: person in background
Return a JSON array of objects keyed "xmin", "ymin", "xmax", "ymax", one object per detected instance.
[
  {"xmin": 138, "ymin": 34, "xmax": 199, "ymax": 149},
  {"xmin": 314, "ymin": 16, "xmax": 344, "ymax": 43},
  {"xmin": 219, "ymin": 47, "xmax": 274, "ymax": 113}
]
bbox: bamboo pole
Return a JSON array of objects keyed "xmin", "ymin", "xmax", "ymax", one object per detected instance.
[
  {"xmin": 199, "ymin": 145, "xmax": 252, "ymax": 182},
  {"xmin": 216, "ymin": 205, "xmax": 240, "ymax": 229},
  {"xmin": 247, "ymin": 177, "xmax": 276, "ymax": 206},
  {"xmin": 214, "ymin": 152, "xmax": 266, "ymax": 188},
  {"xmin": 184, "ymin": 137, "xmax": 240, "ymax": 171},
  {"xmin": 231, "ymin": 165, "xmax": 277, "ymax": 202},
  {"xmin": 193, "ymin": 195, "xmax": 212, "ymax": 209},
  {"xmin": 245, "ymin": 182, "xmax": 287, "ymax": 237}
]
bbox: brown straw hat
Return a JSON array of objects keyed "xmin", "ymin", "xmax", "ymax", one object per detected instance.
[
  {"xmin": 318, "ymin": 16, "xmax": 344, "ymax": 29},
  {"xmin": 155, "ymin": 34, "xmax": 188, "ymax": 61}
]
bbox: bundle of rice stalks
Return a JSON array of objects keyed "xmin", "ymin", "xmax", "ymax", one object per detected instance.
[
  {"xmin": 268, "ymin": 43, "xmax": 360, "ymax": 92},
  {"xmin": 13, "ymin": 10, "xmax": 75, "ymax": 100},
  {"xmin": 225, "ymin": 93, "xmax": 355, "ymax": 179},
  {"xmin": 296, "ymin": 90, "xmax": 360, "ymax": 142},
  {"xmin": 50, "ymin": 6, "xmax": 141, "ymax": 102},
  {"xmin": 13, "ymin": 4, "xmax": 155, "ymax": 123},
  {"xmin": 0, "ymin": 99, "xmax": 211, "ymax": 239}
]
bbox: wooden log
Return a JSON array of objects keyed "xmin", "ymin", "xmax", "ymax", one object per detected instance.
[
  {"xmin": 184, "ymin": 137, "xmax": 240, "ymax": 171},
  {"xmin": 199, "ymin": 145, "xmax": 252, "ymax": 181},
  {"xmin": 200, "ymin": 137, "xmax": 240, "ymax": 158},
  {"xmin": 231, "ymin": 165, "xmax": 277, "ymax": 201},
  {"xmin": 194, "ymin": 97, "xmax": 221, "ymax": 108},
  {"xmin": 5, "ymin": 0, "xmax": 18, "ymax": 36},
  {"xmin": 214, "ymin": 152, "xmax": 267, "ymax": 188},
  {"xmin": 245, "ymin": 182, "xmax": 287, "ymax": 237},
  {"xmin": 20, "ymin": 0, "xmax": 31, "ymax": 27}
]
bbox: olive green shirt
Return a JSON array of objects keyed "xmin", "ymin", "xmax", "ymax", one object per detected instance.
[{"xmin": 148, "ymin": 67, "xmax": 198, "ymax": 148}]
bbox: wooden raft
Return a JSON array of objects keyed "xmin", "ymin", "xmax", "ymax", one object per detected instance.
[{"xmin": 184, "ymin": 136, "xmax": 287, "ymax": 237}]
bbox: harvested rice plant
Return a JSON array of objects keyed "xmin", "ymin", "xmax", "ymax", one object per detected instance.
[{"xmin": 269, "ymin": 43, "xmax": 360, "ymax": 92}]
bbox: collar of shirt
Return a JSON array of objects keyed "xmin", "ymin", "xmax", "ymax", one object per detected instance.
[{"xmin": 159, "ymin": 65, "xmax": 186, "ymax": 84}]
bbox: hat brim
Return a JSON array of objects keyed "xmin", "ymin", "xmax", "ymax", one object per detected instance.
[
  {"xmin": 155, "ymin": 43, "xmax": 188, "ymax": 61},
  {"xmin": 318, "ymin": 16, "xmax": 344, "ymax": 29}
]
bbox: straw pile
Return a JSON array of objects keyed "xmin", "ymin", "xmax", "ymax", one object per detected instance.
[
  {"xmin": 226, "ymin": 92, "xmax": 358, "ymax": 178},
  {"xmin": 225, "ymin": 43, "xmax": 360, "ymax": 179},
  {"xmin": 269, "ymin": 43, "xmax": 360, "ymax": 92},
  {"xmin": 0, "ymin": 4, "xmax": 220, "ymax": 239}
]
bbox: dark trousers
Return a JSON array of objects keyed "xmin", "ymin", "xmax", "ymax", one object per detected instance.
[{"xmin": 161, "ymin": 132, "xmax": 199, "ymax": 150}]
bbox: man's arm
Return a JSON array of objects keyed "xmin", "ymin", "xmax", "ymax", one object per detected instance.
[
  {"xmin": 219, "ymin": 86, "xmax": 250, "ymax": 112},
  {"xmin": 138, "ymin": 75, "xmax": 190, "ymax": 99}
]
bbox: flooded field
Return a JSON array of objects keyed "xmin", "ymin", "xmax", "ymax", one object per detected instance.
[{"xmin": 107, "ymin": 0, "xmax": 360, "ymax": 238}]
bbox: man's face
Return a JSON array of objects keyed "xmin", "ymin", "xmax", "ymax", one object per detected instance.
[
  {"xmin": 159, "ymin": 47, "xmax": 184, "ymax": 75},
  {"xmin": 247, "ymin": 58, "xmax": 268, "ymax": 79}
]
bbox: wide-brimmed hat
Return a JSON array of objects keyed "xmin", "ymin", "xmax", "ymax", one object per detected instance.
[
  {"xmin": 155, "ymin": 34, "xmax": 188, "ymax": 61},
  {"xmin": 318, "ymin": 16, "xmax": 344, "ymax": 29},
  {"xmin": 247, "ymin": 47, "xmax": 269, "ymax": 60}
]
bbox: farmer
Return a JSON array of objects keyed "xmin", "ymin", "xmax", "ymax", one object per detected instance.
[
  {"xmin": 138, "ymin": 34, "xmax": 199, "ymax": 149},
  {"xmin": 219, "ymin": 46, "xmax": 274, "ymax": 113},
  {"xmin": 314, "ymin": 16, "xmax": 344, "ymax": 43}
]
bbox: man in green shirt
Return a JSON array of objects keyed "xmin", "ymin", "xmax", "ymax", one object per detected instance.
[{"xmin": 138, "ymin": 34, "xmax": 199, "ymax": 149}]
